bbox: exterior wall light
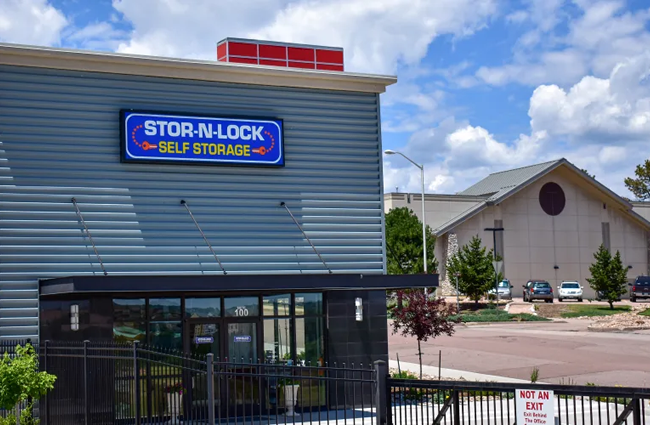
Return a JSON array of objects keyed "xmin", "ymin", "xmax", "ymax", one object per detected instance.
[
  {"xmin": 70, "ymin": 304, "xmax": 79, "ymax": 331},
  {"xmin": 355, "ymin": 297, "xmax": 363, "ymax": 322}
]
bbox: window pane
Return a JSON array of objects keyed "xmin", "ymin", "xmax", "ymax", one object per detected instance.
[
  {"xmin": 295, "ymin": 317, "xmax": 324, "ymax": 365},
  {"xmin": 296, "ymin": 317, "xmax": 326, "ymax": 409},
  {"xmin": 113, "ymin": 322, "xmax": 145, "ymax": 343},
  {"xmin": 186, "ymin": 298, "xmax": 221, "ymax": 318},
  {"xmin": 224, "ymin": 296, "xmax": 259, "ymax": 317},
  {"xmin": 149, "ymin": 298, "xmax": 181, "ymax": 321},
  {"xmin": 295, "ymin": 293, "xmax": 322, "ymax": 316},
  {"xmin": 113, "ymin": 299, "xmax": 145, "ymax": 322},
  {"xmin": 263, "ymin": 294, "xmax": 291, "ymax": 316},
  {"xmin": 149, "ymin": 322, "xmax": 182, "ymax": 350},
  {"xmin": 263, "ymin": 318, "xmax": 293, "ymax": 363}
]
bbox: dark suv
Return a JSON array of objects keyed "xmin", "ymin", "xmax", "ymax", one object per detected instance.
[
  {"xmin": 523, "ymin": 280, "xmax": 554, "ymax": 303},
  {"xmin": 629, "ymin": 276, "xmax": 650, "ymax": 302}
]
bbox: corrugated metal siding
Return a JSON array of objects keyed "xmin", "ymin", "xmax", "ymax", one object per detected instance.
[{"xmin": 0, "ymin": 65, "xmax": 384, "ymax": 339}]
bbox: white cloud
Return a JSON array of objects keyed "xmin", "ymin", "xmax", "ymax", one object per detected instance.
[
  {"xmin": 476, "ymin": 0, "xmax": 650, "ymax": 87},
  {"xmin": 0, "ymin": 0, "xmax": 68, "ymax": 45},
  {"xmin": 444, "ymin": 125, "xmax": 543, "ymax": 168},
  {"xmin": 385, "ymin": 51, "xmax": 650, "ymax": 198},
  {"xmin": 599, "ymin": 146, "xmax": 626, "ymax": 164},
  {"xmin": 111, "ymin": 0, "xmax": 497, "ymax": 74},
  {"xmin": 529, "ymin": 53, "xmax": 650, "ymax": 140},
  {"xmin": 66, "ymin": 22, "xmax": 128, "ymax": 50},
  {"xmin": 113, "ymin": 0, "xmax": 288, "ymax": 59},
  {"xmin": 251, "ymin": 0, "xmax": 497, "ymax": 74}
]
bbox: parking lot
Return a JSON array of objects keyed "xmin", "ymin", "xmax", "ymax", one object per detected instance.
[{"xmin": 388, "ymin": 315, "xmax": 650, "ymax": 387}]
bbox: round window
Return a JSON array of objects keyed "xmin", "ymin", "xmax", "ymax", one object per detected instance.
[{"xmin": 539, "ymin": 182, "xmax": 565, "ymax": 216}]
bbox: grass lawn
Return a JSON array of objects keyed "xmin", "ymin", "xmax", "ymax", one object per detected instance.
[
  {"xmin": 639, "ymin": 308, "xmax": 650, "ymax": 316},
  {"xmin": 450, "ymin": 308, "xmax": 550, "ymax": 323},
  {"xmin": 557, "ymin": 305, "xmax": 631, "ymax": 318}
]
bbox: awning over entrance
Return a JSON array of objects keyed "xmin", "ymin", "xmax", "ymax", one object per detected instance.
[{"xmin": 39, "ymin": 273, "xmax": 438, "ymax": 297}]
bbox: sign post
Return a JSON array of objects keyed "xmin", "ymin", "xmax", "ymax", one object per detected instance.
[
  {"xmin": 516, "ymin": 389, "xmax": 555, "ymax": 425},
  {"xmin": 493, "ymin": 260, "xmax": 503, "ymax": 304}
]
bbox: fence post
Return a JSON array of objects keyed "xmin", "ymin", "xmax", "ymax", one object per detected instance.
[
  {"xmin": 207, "ymin": 353, "xmax": 215, "ymax": 425},
  {"xmin": 44, "ymin": 341, "xmax": 49, "ymax": 425},
  {"xmin": 83, "ymin": 340, "xmax": 89, "ymax": 425},
  {"xmin": 133, "ymin": 341, "xmax": 141, "ymax": 425},
  {"xmin": 374, "ymin": 360, "xmax": 388, "ymax": 425},
  {"xmin": 452, "ymin": 390, "xmax": 460, "ymax": 425},
  {"xmin": 633, "ymin": 398, "xmax": 642, "ymax": 425}
]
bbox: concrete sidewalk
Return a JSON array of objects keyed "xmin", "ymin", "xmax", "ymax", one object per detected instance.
[{"xmin": 389, "ymin": 359, "xmax": 532, "ymax": 383}]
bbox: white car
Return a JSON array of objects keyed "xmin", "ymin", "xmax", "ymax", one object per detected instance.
[
  {"xmin": 558, "ymin": 281, "xmax": 583, "ymax": 302},
  {"xmin": 488, "ymin": 279, "xmax": 513, "ymax": 300}
]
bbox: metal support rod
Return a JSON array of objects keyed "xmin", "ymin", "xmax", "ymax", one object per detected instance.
[
  {"xmin": 133, "ymin": 341, "xmax": 141, "ymax": 425},
  {"xmin": 207, "ymin": 353, "xmax": 215, "ymax": 425},
  {"xmin": 71, "ymin": 198, "xmax": 107, "ymax": 276},
  {"xmin": 455, "ymin": 273, "xmax": 460, "ymax": 313},
  {"xmin": 452, "ymin": 390, "xmax": 461, "ymax": 425},
  {"xmin": 374, "ymin": 360, "xmax": 388, "ymax": 425},
  {"xmin": 493, "ymin": 230, "xmax": 499, "ymax": 305},
  {"xmin": 280, "ymin": 202, "xmax": 332, "ymax": 274},
  {"xmin": 44, "ymin": 341, "xmax": 49, "ymax": 425},
  {"xmin": 83, "ymin": 340, "xmax": 89, "ymax": 425},
  {"xmin": 421, "ymin": 165, "xmax": 427, "ymax": 275},
  {"xmin": 180, "ymin": 200, "xmax": 227, "ymax": 275}
]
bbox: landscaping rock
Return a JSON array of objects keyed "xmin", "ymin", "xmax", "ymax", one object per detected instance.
[{"xmin": 587, "ymin": 303, "xmax": 650, "ymax": 331}]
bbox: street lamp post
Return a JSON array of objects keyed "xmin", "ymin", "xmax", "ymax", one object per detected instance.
[
  {"xmin": 384, "ymin": 149, "xmax": 428, "ymax": 278},
  {"xmin": 454, "ymin": 272, "xmax": 461, "ymax": 313},
  {"xmin": 484, "ymin": 227, "xmax": 504, "ymax": 305}
]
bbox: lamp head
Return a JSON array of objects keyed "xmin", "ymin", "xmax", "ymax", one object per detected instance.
[{"xmin": 384, "ymin": 149, "xmax": 397, "ymax": 155}]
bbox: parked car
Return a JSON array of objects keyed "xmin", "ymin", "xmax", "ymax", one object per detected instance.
[
  {"xmin": 523, "ymin": 280, "xmax": 554, "ymax": 303},
  {"xmin": 557, "ymin": 281, "xmax": 583, "ymax": 302},
  {"xmin": 629, "ymin": 276, "xmax": 650, "ymax": 302},
  {"xmin": 488, "ymin": 279, "xmax": 513, "ymax": 300}
]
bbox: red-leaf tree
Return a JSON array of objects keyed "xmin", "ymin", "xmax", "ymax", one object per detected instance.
[{"xmin": 391, "ymin": 290, "xmax": 458, "ymax": 378}]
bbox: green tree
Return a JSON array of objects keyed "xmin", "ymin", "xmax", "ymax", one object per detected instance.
[
  {"xmin": 624, "ymin": 160, "xmax": 650, "ymax": 200},
  {"xmin": 385, "ymin": 207, "xmax": 438, "ymax": 275},
  {"xmin": 587, "ymin": 245, "xmax": 628, "ymax": 309},
  {"xmin": 446, "ymin": 235, "xmax": 500, "ymax": 305},
  {"xmin": 580, "ymin": 168, "xmax": 595, "ymax": 179},
  {"xmin": 0, "ymin": 344, "xmax": 56, "ymax": 423}
]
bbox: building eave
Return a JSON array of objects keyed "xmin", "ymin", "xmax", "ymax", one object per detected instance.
[{"xmin": 0, "ymin": 43, "xmax": 397, "ymax": 94}]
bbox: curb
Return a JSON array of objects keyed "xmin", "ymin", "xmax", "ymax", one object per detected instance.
[
  {"xmin": 463, "ymin": 320, "xmax": 567, "ymax": 326},
  {"xmin": 588, "ymin": 326, "xmax": 650, "ymax": 333}
]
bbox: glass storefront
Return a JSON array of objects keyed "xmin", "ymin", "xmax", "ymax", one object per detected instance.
[{"xmin": 111, "ymin": 293, "xmax": 324, "ymax": 366}]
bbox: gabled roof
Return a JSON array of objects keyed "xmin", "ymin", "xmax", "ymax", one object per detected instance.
[
  {"xmin": 459, "ymin": 160, "xmax": 560, "ymax": 201},
  {"xmin": 435, "ymin": 158, "xmax": 650, "ymax": 236}
]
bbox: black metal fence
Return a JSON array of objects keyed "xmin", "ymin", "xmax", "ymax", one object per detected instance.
[
  {"xmin": 4, "ymin": 338, "xmax": 650, "ymax": 425},
  {"xmin": 40, "ymin": 341, "xmax": 379, "ymax": 425},
  {"xmin": 388, "ymin": 379, "xmax": 650, "ymax": 425}
]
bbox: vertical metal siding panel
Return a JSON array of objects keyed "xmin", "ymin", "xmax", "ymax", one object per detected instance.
[{"xmin": 0, "ymin": 65, "xmax": 383, "ymax": 339}]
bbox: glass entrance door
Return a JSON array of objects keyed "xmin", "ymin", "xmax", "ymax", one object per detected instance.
[
  {"xmin": 227, "ymin": 322, "xmax": 257, "ymax": 362},
  {"xmin": 225, "ymin": 321, "xmax": 260, "ymax": 416},
  {"xmin": 188, "ymin": 322, "xmax": 220, "ymax": 415}
]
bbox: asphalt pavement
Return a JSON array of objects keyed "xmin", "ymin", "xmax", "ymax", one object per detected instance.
[{"xmin": 388, "ymin": 318, "xmax": 650, "ymax": 387}]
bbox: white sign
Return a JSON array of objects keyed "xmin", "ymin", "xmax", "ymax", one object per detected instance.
[
  {"xmin": 493, "ymin": 260, "xmax": 503, "ymax": 275},
  {"xmin": 234, "ymin": 306, "xmax": 249, "ymax": 317},
  {"xmin": 516, "ymin": 389, "xmax": 555, "ymax": 425}
]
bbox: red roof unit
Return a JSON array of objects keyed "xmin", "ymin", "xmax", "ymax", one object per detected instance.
[{"xmin": 217, "ymin": 38, "xmax": 344, "ymax": 72}]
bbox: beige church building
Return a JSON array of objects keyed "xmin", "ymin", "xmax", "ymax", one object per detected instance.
[{"xmin": 384, "ymin": 159, "xmax": 650, "ymax": 299}]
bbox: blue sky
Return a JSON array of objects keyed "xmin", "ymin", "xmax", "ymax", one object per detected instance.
[{"xmin": 2, "ymin": 0, "xmax": 650, "ymax": 196}]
